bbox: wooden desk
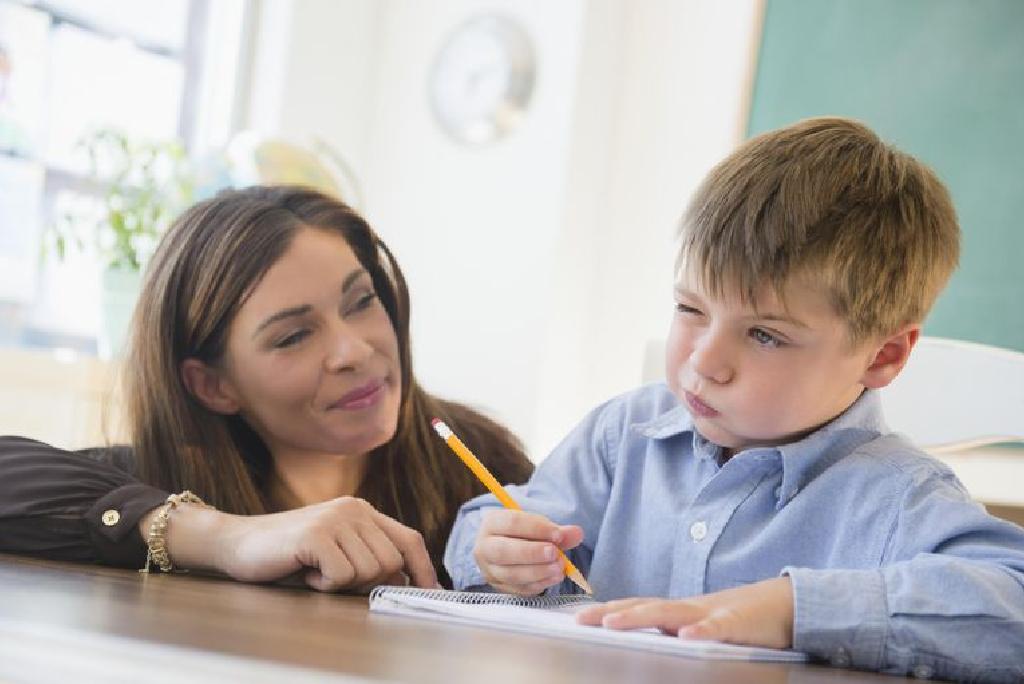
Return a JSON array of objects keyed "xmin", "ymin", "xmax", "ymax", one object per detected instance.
[{"xmin": 0, "ymin": 554, "xmax": 894, "ymax": 683}]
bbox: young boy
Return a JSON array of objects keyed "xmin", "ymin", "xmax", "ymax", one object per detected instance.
[{"xmin": 444, "ymin": 118, "xmax": 1024, "ymax": 681}]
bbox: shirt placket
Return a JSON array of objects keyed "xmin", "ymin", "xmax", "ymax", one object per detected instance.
[{"xmin": 668, "ymin": 456, "xmax": 773, "ymax": 598}]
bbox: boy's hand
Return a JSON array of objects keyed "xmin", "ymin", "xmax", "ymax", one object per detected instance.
[
  {"xmin": 473, "ymin": 509, "xmax": 584, "ymax": 596},
  {"xmin": 575, "ymin": 577, "xmax": 794, "ymax": 649}
]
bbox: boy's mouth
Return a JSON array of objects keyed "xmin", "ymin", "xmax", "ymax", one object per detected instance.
[{"xmin": 684, "ymin": 391, "xmax": 720, "ymax": 418}]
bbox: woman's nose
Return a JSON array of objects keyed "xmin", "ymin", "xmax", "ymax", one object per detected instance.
[
  {"xmin": 690, "ymin": 331, "xmax": 734, "ymax": 385},
  {"xmin": 324, "ymin": 323, "xmax": 374, "ymax": 372}
]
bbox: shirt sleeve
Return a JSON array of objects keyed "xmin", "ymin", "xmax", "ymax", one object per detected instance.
[
  {"xmin": 443, "ymin": 398, "xmax": 621, "ymax": 591},
  {"xmin": 0, "ymin": 436, "xmax": 169, "ymax": 568},
  {"xmin": 785, "ymin": 467, "xmax": 1024, "ymax": 682}
]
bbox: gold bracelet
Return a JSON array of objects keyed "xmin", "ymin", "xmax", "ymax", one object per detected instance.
[{"xmin": 140, "ymin": 490, "xmax": 209, "ymax": 574}]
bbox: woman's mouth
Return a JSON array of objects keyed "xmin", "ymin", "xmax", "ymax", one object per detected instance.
[
  {"xmin": 684, "ymin": 391, "xmax": 720, "ymax": 418},
  {"xmin": 328, "ymin": 379, "xmax": 386, "ymax": 411}
]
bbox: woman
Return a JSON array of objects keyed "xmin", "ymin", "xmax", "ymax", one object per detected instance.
[{"xmin": 0, "ymin": 186, "xmax": 532, "ymax": 590}]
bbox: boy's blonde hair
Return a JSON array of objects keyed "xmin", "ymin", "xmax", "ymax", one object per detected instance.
[{"xmin": 680, "ymin": 117, "xmax": 960, "ymax": 344}]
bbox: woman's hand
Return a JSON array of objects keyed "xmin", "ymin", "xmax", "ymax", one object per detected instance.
[
  {"xmin": 146, "ymin": 496, "xmax": 438, "ymax": 592},
  {"xmin": 575, "ymin": 577, "xmax": 795, "ymax": 649}
]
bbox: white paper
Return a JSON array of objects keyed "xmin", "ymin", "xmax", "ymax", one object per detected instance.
[{"xmin": 370, "ymin": 590, "xmax": 807, "ymax": 663}]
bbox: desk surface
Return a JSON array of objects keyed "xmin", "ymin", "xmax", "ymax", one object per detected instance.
[{"xmin": 0, "ymin": 554, "xmax": 895, "ymax": 683}]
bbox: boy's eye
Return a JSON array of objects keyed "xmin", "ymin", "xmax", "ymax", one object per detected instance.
[
  {"xmin": 675, "ymin": 302, "xmax": 701, "ymax": 315},
  {"xmin": 275, "ymin": 329, "xmax": 310, "ymax": 349},
  {"xmin": 750, "ymin": 328, "xmax": 782, "ymax": 348}
]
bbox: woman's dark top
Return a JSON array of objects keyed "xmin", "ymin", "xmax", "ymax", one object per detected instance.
[{"xmin": 0, "ymin": 436, "xmax": 168, "ymax": 566}]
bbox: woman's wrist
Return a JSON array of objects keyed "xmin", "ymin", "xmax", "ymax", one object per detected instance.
[{"xmin": 138, "ymin": 502, "xmax": 231, "ymax": 573}]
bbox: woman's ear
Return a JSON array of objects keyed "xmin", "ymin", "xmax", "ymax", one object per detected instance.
[
  {"xmin": 180, "ymin": 358, "xmax": 242, "ymax": 415},
  {"xmin": 860, "ymin": 325, "xmax": 921, "ymax": 390}
]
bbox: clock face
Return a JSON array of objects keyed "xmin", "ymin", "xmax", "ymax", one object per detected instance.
[{"xmin": 429, "ymin": 15, "xmax": 535, "ymax": 145}]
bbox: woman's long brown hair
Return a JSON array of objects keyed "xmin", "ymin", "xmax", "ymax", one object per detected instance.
[{"xmin": 124, "ymin": 186, "xmax": 531, "ymax": 579}]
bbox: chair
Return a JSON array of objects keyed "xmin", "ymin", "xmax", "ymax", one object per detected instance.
[{"xmin": 881, "ymin": 336, "xmax": 1024, "ymax": 450}]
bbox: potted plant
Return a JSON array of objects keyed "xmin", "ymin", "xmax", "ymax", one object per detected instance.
[{"xmin": 46, "ymin": 129, "xmax": 194, "ymax": 358}]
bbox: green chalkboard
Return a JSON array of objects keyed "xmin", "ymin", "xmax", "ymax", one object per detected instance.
[{"xmin": 748, "ymin": 0, "xmax": 1024, "ymax": 352}]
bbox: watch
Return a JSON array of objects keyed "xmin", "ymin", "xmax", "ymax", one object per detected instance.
[{"xmin": 428, "ymin": 14, "xmax": 536, "ymax": 145}]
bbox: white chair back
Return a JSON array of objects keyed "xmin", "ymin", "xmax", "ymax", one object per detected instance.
[{"xmin": 881, "ymin": 336, "xmax": 1024, "ymax": 449}]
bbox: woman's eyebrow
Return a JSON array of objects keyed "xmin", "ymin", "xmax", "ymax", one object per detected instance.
[
  {"xmin": 252, "ymin": 268, "xmax": 368, "ymax": 338},
  {"xmin": 341, "ymin": 267, "xmax": 368, "ymax": 292},
  {"xmin": 253, "ymin": 305, "xmax": 312, "ymax": 337}
]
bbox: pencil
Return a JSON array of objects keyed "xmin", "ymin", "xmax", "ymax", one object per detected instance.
[{"xmin": 431, "ymin": 418, "xmax": 593, "ymax": 595}]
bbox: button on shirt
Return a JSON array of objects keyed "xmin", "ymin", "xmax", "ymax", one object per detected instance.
[
  {"xmin": 445, "ymin": 385, "xmax": 1024, "ymax": 682},
  {"xmin": 101, "ymin": 509, "xmax": 121, "ymax": 526}
]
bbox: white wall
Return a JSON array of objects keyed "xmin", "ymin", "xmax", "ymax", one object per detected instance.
[
  {"xmin": 245, "ymin": 0, "xmax": 380, "ymax": 173},
  {"xmin": 245, "ymin": 0, "xmax": 763, "ymax": 459}
]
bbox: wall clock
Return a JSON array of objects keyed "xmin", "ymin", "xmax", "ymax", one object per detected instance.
[{"xmin": 428, "ymin": 14, "xmax": 536, "ymax": 145}]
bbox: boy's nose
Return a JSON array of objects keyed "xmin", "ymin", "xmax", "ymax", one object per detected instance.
[
  {"xmin": 690, "ymin": 333, "xmax": 734, "ymax": 385},
  {"xmin": 324, "ymin": 324, "xmax": 374, "ymax": 373}
]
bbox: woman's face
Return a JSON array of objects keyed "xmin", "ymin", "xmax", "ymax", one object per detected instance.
[{"xmin": 214, "ymin": 226, "xmax": 402, "ymax": 458}]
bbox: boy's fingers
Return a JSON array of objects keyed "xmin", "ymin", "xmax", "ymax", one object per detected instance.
[
  {"xmin": 518, "ymin": 576, "xmax": 562, "ymax": 597},
  {"xmin": 489, "ymin": 578, "xmax": 557, "ymax": 597},
  {"xmin": 476, "ymin": 536, "xmax": 561, "ymax": 565},
  {"xmin": 600, "ymin": 600, "xmax": 707, "ymax": 632},
  {"xmin": 678, "ymin": 615, "xmax": 731, "ymax": 643},
  {"xmin": 481, "ymin": 509, "xmax": 561, "ymax": 542},
  {"xmin": 483, "ymin": 559, "xmax": 564, "ymax": 588},
  {"xmin": 554, "ymin": 524, "xmax": 584, "ymax": 550},
  {"xmin": 576, "ymin": 597, "xmax": 654, "ymax": 625}
]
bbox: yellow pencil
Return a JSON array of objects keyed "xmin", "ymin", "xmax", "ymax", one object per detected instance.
[{"xmin": 431, "ymin": 418, "xmax": 593, "ymax": 595}]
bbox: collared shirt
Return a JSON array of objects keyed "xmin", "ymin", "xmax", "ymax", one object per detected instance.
[{"xmin": 445, "ymin": 384, "xmax": 1024, "ymax": 682}]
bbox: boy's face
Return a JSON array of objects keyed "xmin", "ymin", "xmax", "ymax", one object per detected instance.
[{"xmin": 667, "ymin": 268, "xmax": 879, "ymax": 454}]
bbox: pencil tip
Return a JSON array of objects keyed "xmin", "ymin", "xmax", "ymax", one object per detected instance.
[{"xmin": 568, "ymin": 569, "xmax": 593, "ymax": 595}]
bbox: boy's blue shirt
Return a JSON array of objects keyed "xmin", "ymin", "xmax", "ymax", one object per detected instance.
[{"xmin": 445, "ymin": 384, "xmax": 1024, "ymax": 681}]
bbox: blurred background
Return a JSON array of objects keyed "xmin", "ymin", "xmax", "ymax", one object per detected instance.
[{"xmin": 0, "ymin": 0, "xmax": 1021, "ymax": 460}]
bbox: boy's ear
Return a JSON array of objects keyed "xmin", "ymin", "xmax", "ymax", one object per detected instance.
[
  {"xmin": 180, "ymin": 358, "xmax": 242, "ymax": 415},
  {"xmin": 860, "ymin": 325, "xmax": 921, "ymax": 390}
]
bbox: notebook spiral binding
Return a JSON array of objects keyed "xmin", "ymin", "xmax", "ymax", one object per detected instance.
[{"xmin": 369, "ymin": 585, "xmax": 594, "ymax": 608}]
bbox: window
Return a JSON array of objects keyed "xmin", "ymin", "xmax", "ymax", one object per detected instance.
[{"xmin": 0, "ymin": 0, "xmax": 246, "ymax": 353}]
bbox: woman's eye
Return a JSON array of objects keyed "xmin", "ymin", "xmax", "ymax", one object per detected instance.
[
  {"xmin": 345, "ymin": 291, "xmax": 378, "ymax": 315},
  {"xmin": 750, "ymin": 328, "xmax": 782, "ymax": 348},
  {"xmin": 356, "ymin": 292, "xmax": 377, "ymax": 310},
  {"xmin": 275, "ymin": 330, "xmax": 310, "ymax": 349}
]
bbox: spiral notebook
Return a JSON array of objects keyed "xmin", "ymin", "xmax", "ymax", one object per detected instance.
[{"xmin": 368, "ymin": 586, "xmax": 807, "ymax": 663}]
